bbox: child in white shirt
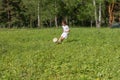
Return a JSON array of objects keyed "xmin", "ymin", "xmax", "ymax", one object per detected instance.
[{"xmin": 58, "ymin": 20, "xmax": 70, "ymax": 43}]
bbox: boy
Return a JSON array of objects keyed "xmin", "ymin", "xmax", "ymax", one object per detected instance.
[{"xmin": 57, "ymin": 20, "xmax": 70, "ymax": 43}]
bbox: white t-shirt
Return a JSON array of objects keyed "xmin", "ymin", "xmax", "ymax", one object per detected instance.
[{"xmin": 62, "ymin": 25, "xmax": 69, "ymax": 34}]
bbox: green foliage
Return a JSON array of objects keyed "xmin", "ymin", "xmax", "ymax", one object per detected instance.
[
  {"xmin": 0, "ymin": 0, "xmax": 120, "ymax": 28},
  {"xmin": 0, "ymin": 0, "xmax": 26, "ymax": 28},
  {"xmin": 77, "ymin": 0, "xmax": 94, "ymax": 21},
  {"xmin": 0, "ymin": 28, "xmax": 120, "ymax": 79}
]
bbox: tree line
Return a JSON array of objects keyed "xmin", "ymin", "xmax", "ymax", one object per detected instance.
[{"xmin": 0, "ymin": 0, "xmax": 120, "ymax": 28}]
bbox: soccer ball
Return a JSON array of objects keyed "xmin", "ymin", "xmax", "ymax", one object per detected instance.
[{"xmin": 53, "ymin": 38, "xmax": 58, "ymax": 43}]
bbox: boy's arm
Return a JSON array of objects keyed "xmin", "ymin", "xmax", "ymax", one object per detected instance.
[{"xmin": 65, "ymin": 29, "xmax": 70, "ymax": 33}]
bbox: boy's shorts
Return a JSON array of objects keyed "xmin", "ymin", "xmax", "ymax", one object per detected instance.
[{"xmin": 61, "ymin": 32, "xmax": 68, "ymax": 39}]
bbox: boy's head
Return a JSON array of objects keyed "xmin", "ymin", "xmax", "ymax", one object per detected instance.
[{"xmin": 62, "ymin": 20, "xmax": 67, "ymax": 26}]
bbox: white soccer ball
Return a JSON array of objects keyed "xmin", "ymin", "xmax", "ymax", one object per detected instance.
[{"xmin": 53, "ymin": 38, "xmax": 58, "ymax": 43}]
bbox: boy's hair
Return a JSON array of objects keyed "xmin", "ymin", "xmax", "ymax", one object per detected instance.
[{"xmin": 62, "ymin": 20, "xmax": 67, "ymax": 25}]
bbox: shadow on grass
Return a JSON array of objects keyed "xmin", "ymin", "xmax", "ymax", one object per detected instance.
[{"xmin": 66, "ymin": 39, "xmax": 80, "ymax": 43}]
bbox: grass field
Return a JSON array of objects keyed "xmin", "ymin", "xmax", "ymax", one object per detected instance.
[{"xmin": 0, "ymin": 28, "xmax": 120, "ymax": 80}]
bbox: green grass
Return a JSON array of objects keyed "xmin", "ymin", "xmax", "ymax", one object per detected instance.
[{"xmin": 0, "ymin": 28, "xmax": 120, "ymax": 80}]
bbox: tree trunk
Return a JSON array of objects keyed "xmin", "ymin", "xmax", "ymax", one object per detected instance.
[
  {"xmin": 108, "ymin": 2, "xmax": 115, "ymax": 27},
  {"xmin": 93, "ymin": 0, "xmax": 98, "ymax": 28},
  {"xmin": 91, "ymin": 20, "xmax": 93, "ymax": 28},
  {"xmin": 30, "ymin": 15, "xmax": 32, "ymax": 28},
  {"xmin": 55, "ymin": 16, "xmax": 58, "ymax": 28},
  {"xmin": 54, "ymin": 0, "xmax": 58, "ymax": 28},
  {"xmin": 65, "ymin": 16, "xmax": 68, "ymax": 24},
  {"xmin": 98, "ymin": 2, "xmax": 102, "ymax": 28},
  {"xmin": 38, "ymin": 2, "xmax": 40, "ymax": 28},
  {"xmin": 8, "ymin": 11, "xmax": 11, "ymax": 28},
  {"xmin": 50, "ymin": 19, "xmax": 52, "ymax": 27},
  {"xmin": 7, "ymin": 0, "xmax": 11, "ymax": 28}
]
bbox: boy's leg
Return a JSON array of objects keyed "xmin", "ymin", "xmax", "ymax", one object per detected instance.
[
  {"xmin": 57, "ymin": 33, "xmax": 68, "ymax": 43},
  {"xmin": 58, "ymin": 36, "xmax": 64, "ymax": 43}
]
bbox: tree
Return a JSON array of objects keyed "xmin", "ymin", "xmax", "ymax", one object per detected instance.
[
  {"xmin": 93, "ymin": 0, "xmax": 103, "ymax": 28},
  {"xmin": 0, "ymin": 0, "xmax": 26, "ymax": 28},
  {"xmin": 0, "ymin": 0, "xmax": 120, "ymax": 28},
  {"xmin": 23, "ymin": 0, "xmax": 38, "ymax": 27},
  {"xmin": 23, "ymin": 0, "xmax": 59, "ymax": 28},
  {"xmin": 77, "ymin": 0, "xmax": 94, "ymax": 26},
  {"xmin": 106, "ymin": 0, "xmax": 119, "ymax": 27}
]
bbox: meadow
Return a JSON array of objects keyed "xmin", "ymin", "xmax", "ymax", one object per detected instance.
[{"xmin": 0, "ymin": 28, "xmax": 120, "ymax": 80}]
